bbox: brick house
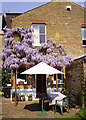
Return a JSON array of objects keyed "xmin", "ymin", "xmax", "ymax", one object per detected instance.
[
  {"xmin": 9, "ymin": 0, "xmax": 86, "ymax": 105},
  {"xmin": 5, "ymin": 12, "xmax": 22, "ymax": 28},
  {"xmin": 0, "ymin": 12, "xmax": 6, "ymax": 34},
  {"xmin": 12, "ymin": 0, "xmax": 86, "ymax": 59}
]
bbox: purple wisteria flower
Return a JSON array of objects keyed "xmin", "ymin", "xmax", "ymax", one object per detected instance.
[{"xmin": 1, "ymin": 26, "xmax": 73, "ymax": 71}]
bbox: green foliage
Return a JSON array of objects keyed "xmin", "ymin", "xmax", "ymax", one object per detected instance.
[
  {"xmin": 66, "ymin": 114, "xmax": 81, "ymax": 118},
  {"xmin": 14, "ymin": 24, "xmax": 25, "ymax": 28},
  {"xmin": 12, "ymin": 92, "xmax": 15, "ymax": 97},
  {"xmin": 18, "ymin": 81, "xmax": 24, "ymax": 82},
  {"xmin": 20, "ymin": 94, "xmax": 25, "ymax": 97},
  {"xmin": 28, "ymin": 94, "xmax": 32, "ymax": 98},
  {"xmin": 79, "ymin": 107, "xmax": 86, "ymax": 118},
  {"xmin": 2, "ymin": 68, "xmax": 10, "ymax": 87},
  {"xmin": 62, "ymin": 88, "xmax": 69, "ymax": 96},
  {"xmin": 0, "ymin": 91, "xmax": 4, "ymax": 97},
  {"xmin": 81, "ymin": 90, "xmax": 86, "ymax": 108},
  {"xmin": 67, "ymin": 70, "xmax": 72, "ymax": 74}
]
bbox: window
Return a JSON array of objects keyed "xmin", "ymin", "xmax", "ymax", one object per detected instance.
[
  {"xmin": 31, "ymin": 24, "xmax": 46, "ymax": 46},
  {"xmin": 81, "ymin": 28, "xmax": 86, "ymax": 46},
  {"xmin": 53, "ymin": 67, "xmax": 63, "ymax": 84},
  {"xmin": 66, "ymin": 6, "xmax": 71, "ymax": 11}
]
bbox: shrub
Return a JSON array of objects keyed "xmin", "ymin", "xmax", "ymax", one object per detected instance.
[
  {"xmin": 62, "ymin": 88, "xmax": 69, "ymax": 96},
  {"xmin": 0, "ymin": 91, "xmax": 4, "ymax": 97},
  {"xmin": 28, "ymin": 94, "xmax": 32, "ymax": 98},
  {"xmin": 12, "ymin": 92, "xmax": 15, "ymax": 97},
  {"xmin": 79, "ymin": 107, "xmax": 86, "ymax": 118},
  {"xmin": 20, "ymin": 94, "xmax": 25, "ymax": 97}
]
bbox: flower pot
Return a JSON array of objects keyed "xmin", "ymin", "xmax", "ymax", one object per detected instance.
[
  {"xmin": 12, "ymin": 97, "xmax": 15, "ymax": 101},
  {"xmin": 28, "ymin": 97, "xmax": 32, "ymax": 101},
  {"xmin": 20, "ymin": 96, "xmax": 25, "ymax": 101},
  {"xmin": 69, "ymin": 73, "xmax": 72, "ymax": 76},
  {"xmin": 18, "ymin": 82, "xmax": 24, "ymax": 85}
]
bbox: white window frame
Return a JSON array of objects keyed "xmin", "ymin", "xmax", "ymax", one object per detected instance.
[
  {"xmin": 32, "ymin": 24, "xmax": 46, "ymax": 46},
  {"xmin": 81, "ymin": 28, "xmax": 86, "ymax": 47}
]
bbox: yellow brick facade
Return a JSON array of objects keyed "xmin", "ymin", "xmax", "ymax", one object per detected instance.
[{"xmin": 13, "ymin": 2, "xmax": 86, "ymax": 59}]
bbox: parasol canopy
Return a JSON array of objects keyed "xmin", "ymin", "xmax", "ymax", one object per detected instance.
[{"xmin": 21, "ymin": 62, "xmax": 63, "ymax": 75}]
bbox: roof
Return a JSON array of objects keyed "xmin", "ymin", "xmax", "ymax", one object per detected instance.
[
  {"xmin": 74, "ymin": 54, "xmax": 86, "ymax": 61},
  {"xmin": 23, "ymin": 0, "xmax": 85, "ymax": 15},
  {"xmin": 5, "ymin": 12, "xmax": 22, "ymax": 15}
]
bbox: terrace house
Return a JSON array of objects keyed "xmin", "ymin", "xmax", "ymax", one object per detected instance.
[{"xmin": 10, "ymin": 0, "xmax": 86, "ymax": 106}]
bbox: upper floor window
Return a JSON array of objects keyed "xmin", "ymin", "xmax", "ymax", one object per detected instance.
[
  {"xmin": 66, "ymin": 6, "xmax": 71, "ymax": 11},
  {"xmin": 31, "ymin": 24, "xmax": 46, "ymax": 46},
  {"xmin": 81, "ymin": 28, "xmax": 86, "ymax": 46}
]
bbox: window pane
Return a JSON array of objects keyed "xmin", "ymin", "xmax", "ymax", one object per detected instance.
[
  {"xmin": 40, "ymin": 35, "xmax": 45, "ymax": 43},
  {"xmin": 39, "ymin": 25, "xmax": 45, "ymax": 33},
  {"xmin": 82, "ymin": 28, "xmax": 86, "ymax": 39},
  {"xmin": 54, "ymin": 74, "xmax": 56, "ymax": 81},
  {"xmin": 83, "ymin": 40, "xmax": 86, "ymax": 45},
  {"xmin": 58, "ymin": 74, "xmax": 61, "ymax": 79}
]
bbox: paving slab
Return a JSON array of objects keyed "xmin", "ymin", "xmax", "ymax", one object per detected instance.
[{"xmin": 1, "ymin": 97, "xmax": 80, "ymax": 119}]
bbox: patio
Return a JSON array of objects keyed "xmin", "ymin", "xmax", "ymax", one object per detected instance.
[{"xmin": 1, "ymin": 97, "xmax": 80, "ymax": 119}]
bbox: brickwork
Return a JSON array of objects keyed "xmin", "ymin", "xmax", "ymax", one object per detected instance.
[
  {"xmin": 13, "ymin": 2, "xmax": 86, "ymax": 59},
  {"xmin": 65, "ymin": 61, "xmax": 84, "ymax": 106},
  {"xmin": 6, "ymin": 13, "xmax": 22, "ymax": 28},
  {"xmin": 0, "ymin": 35, "xmax": 4, "ymax": 67}
]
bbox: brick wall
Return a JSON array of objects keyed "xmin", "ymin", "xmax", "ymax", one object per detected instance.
[
  {"xmin": 6, "ymin": 13, "xmax": 22, "ymax": 28},
  {"xmin": 0, "ymin": 35, "xmax": 4, "ymax": 67},
  {"xmin": 13, "ymin": 2, "xmax": 86, "ymax": 59},
  {"xmin": 65, "ymin": 61, "xmax": 84, "ymax": 107}
]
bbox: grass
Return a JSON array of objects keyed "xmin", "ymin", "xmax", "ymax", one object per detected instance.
[
  {"xmin": 56, "ymin": 115, "xmax": 81, "ymax": 120},
  {"xmin": 66, "ymin": 114, "xmax": 81, "ymax": 118}
]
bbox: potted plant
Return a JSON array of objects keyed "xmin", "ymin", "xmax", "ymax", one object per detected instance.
[
  {"xmin": 12, "ymin": 92, "xmax": 17, "ymax": 101},
  {"xmin": 20, "ymin": 94, "xmax": 25, "ymax": 101},
  {"xmin": 18, "ymin": 81, "xmax": 24, "ymax": 85},
  {"xmin": 12, "ymin": 92, "xmax": 18, "ymax": 102},
  {"xmin": 68, "ymin": 70, "xmax": 72, "ymax": 76},
  {"xmin": 28, "ymin": 94, "xmax": 32, "ymax": 101}
]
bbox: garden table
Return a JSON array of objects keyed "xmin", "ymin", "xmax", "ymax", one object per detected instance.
[
  {"xmin": 47, "ymin": 92, "xmax": 66, "ymax": 105},
  {"xmin": 47, "ymin": 92, "xmax": 69, "ymax": 114}
]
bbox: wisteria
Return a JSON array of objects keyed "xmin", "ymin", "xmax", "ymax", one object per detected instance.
[{"xmin": 1, "ymin": 26, "xmax": 73, "ymax": 71}]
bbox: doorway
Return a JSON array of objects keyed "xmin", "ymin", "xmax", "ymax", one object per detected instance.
[{"xmin": 36, "ymin": 74, "xmax": 46, "ymax": 97}]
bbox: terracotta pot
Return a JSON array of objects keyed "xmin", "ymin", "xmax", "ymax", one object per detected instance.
[
  {"xmin": 18, "ymin": 82, "xmax": 24, "ymax": 85},
  {"xmin": 69, "ymin": 73, "xmax": 72, "ymax": 76},
  {"xmin": 12, "ymin": 97, "xmax": 15, "ymax": 101},
  {"xmin": 28, "ymin": 97, "xmax": 32, "ymax": 101},
  {"xmin": 20, "ymin": 96, "xmax": 25, "ymax": 101}
]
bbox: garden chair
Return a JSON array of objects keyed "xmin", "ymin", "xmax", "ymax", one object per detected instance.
[{"xmin": 54, "ymin": 97, "xmax": 69, "ymax": 115}]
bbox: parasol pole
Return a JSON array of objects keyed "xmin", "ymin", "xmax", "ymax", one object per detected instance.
[
  {"xmin": 15, "ymin": 69, "xmax": 17, "ymax": 106},
  {"xmin": 37, "ymin": 74, "xmax": 48, "ymax": 116},
  {"xmin": 56, "ymin": 74, "xmax": 58, "ymax": 92}
]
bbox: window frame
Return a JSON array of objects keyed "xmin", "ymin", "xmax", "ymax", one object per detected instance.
[
  {"xmin": 81, "ymin": 28, "xmax": 86, "ymax": 47},
  {"xmin": 31, "ymin": 24, "xmax": 46, "ymax": 46},
  {"xmin": 53, "ymin": 68, "xmax": 63, "ymax": 84}
]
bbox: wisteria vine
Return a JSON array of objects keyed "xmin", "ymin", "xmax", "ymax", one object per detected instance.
[{"xmin": 1, "ymin": 26, "xmax": 73, "ymax": 71}]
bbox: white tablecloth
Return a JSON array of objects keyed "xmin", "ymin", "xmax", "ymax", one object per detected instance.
[{"xmin": 47, "ymin": 92, "xmax": 66, "ymax": 106}]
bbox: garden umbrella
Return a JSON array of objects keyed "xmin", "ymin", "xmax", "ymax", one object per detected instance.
[
  {"xmin": 21, "ymin": 62, "xmax": 63, "ymax": 116},
  {"xmin": 21, "ymin": 62, "xmax": 63, "ymax": 75}
]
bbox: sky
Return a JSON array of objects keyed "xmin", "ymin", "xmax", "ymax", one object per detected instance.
[{"xmin": 0, "ymin": 0, "xmax": 86, "ymax": 13}]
